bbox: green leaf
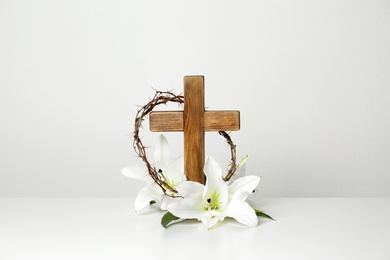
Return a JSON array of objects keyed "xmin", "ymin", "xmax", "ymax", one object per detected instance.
[
  {"xmin": 149, "ymin": 200, "xmax": 156, "ymax": 205},
  {"xmin": 161, "ymin": 211, "xmax": 180, "ymax": 228},
  {"xmin": 252, "ymin": 207, "xmax": 275, "ymax": 221}
]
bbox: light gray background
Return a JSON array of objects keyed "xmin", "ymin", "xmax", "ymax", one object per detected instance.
[{"xmin": 1, "ymin": 0, "xmax": 389, "ymax": 197}]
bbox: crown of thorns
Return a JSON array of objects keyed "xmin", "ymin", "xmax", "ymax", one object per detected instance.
[{"xmin": 133, "ymin": 90, "xmax": 238, "ymax": 197}]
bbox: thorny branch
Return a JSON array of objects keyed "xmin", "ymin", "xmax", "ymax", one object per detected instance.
[
  {"xmin": 219, "ymin": 131, "xmax": 237, "ymax": 181},
  {"xmin": 132, "ymin": 90, "xmax": 237, "ymax": 197}
]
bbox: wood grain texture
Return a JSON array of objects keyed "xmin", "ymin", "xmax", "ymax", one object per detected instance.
[
  {"xmin": 184, "ymin": 76, "xmax": 205, "ymax": 184},
  {"xmin": 150, "ymin": 111, "xmax": 239, "ymax": 132},
  {"xmin": 150, "ymin": 111, "xmax": 183, "ymax": 132},
  {"xmin": 204, "ymin": 111, "xmax": 240, "ymax": 131}
]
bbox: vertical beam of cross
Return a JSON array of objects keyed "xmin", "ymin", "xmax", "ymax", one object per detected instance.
[{"xmin": 183, "ymin": 76, "xmax": 205, "ymax": 183}]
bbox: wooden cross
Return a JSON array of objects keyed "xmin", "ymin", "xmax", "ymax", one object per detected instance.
[{"xmin": 149, "ymin": 76, "xmax": 240, "ymax": 184}]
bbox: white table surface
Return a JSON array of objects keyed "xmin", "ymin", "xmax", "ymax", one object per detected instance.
[{"xmin": 0, "ymin": 198, "xmax": 389, "ymax": 260}]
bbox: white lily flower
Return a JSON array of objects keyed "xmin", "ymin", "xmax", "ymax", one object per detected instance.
[
  {"xmin": 167, "ymin": 157, "xmax": 260, "ymax": 229},
  {"xmin": 122, "ymin": 135, "xmax": 185, "ymax": 212}
]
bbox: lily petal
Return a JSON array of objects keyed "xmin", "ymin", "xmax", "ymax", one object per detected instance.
[
  {"xmin": 175, "ymin": 181, "xmax": 204, "ymax": 197},
  {"xmin": 160, "ymin": 195, "xmax": 178, "ymax": 210},
  {"xmin": 154, "ymin": 135, "xmax": 173, "ymax": 169},
  {"xmin": 134, "ymin": 186, "xmax": 163, "ymax": 212},
  {"xmin": 163, "ymin": 154, "xmax": 186, "ymax": 184},
  {"xmin": 167, "ymin": 193, "xmax": 207, "ymax": 220},
  {"xmin": 203, "ymin": 157, "xmax": 228, "ymax": 211},
  {"xmin": 229, "ymin": 176, "xmax": 261, "ymax": 201},
  {"xmin": 224, "ymin": 196, "xmax": 258, "ymax": 227},
  {"xmin": 200, "ymin": 215, "xmax": 221, "ymax": 229},
  {"xmin": 122, "ymin": 165, "xmax": 152, "ymax": 185}
]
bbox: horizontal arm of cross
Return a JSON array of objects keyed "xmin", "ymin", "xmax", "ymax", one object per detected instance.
[{"xmin": 150, "ymin": 111, "xmax": 240, "ymax": 132}]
